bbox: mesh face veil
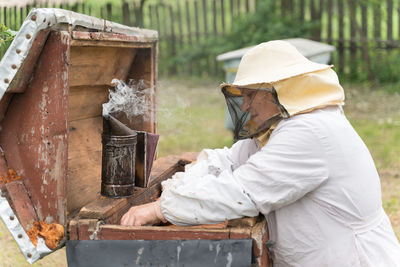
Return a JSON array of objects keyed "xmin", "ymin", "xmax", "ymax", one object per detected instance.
[
  {"xmin": 219, "ymin": 41, "xmax": 344, "ymax": 142},
  {"xmin": 222, "ymin": 86, "xmax": 289, "ymax": 140}
]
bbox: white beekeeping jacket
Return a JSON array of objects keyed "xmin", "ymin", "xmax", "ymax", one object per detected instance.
[{"xmin": 160, "ymin": 106, "xmax": 400, "ymax": 266}]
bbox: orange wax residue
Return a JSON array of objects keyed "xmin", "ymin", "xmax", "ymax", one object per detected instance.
[
  {"xmin": 27, "ymin": 221, "xmax": 65, "ymax": 250},
  {"xmin": 0, "ymin": 169, "xmax": 21, "ymax": 183}
]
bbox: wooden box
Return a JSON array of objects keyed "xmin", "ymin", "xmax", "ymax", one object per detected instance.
[{"xmin": 0, "ymin": 9, "xmax": 269, "ymax": 267}]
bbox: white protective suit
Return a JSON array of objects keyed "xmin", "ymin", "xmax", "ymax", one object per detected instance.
[{"xmin": 160, "ymin": 106, "xmax": 400, "ymax": 266}]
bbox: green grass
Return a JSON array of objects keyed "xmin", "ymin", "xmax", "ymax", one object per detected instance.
[
  {"xmin": 343, "ymin": 83, "xmax": 400, "ymax": 170},
  {"xmin": 351, "ymin": 119, "xmax": 400, "ymax": 170},
  {"xmin": 157, "ymin": 77, "xmax": 233, "ymax": 157}
]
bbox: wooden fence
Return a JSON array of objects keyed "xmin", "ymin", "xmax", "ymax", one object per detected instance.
[{"xmin": 1, "ymin": 0, "xmax": 400, "ymax": 80}]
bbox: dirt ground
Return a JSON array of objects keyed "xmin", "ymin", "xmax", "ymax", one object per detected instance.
[{"xmin": 0, "ymin": 78, "xmax": 399, "ymax": 266}]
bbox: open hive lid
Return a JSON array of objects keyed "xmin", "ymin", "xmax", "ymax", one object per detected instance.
[{"xmin": 0, "ymin": 8, "xmax": 158, "ymax": 263}]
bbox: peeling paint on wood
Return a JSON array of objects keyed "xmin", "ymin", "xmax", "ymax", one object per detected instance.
[
  {"xmin": 71, "ymin": 31, "xmax": 156, "ymax": 43},
  {"xmin": 0, "ymin": 31, "xmax": 70, "ymax": 226},
  {"xmin": 251, "ymin": 218, "xmax": 270, "ymax": 266},
  {"xmin": 97, "ymin": 225, "xmax": 231, "ymax": 241},
  {"xmin": 4, "ymin": 180, "xmax": 38, "ymax": 230}
]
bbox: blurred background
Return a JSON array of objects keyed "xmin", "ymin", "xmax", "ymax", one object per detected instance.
[{"xmin": 0, "ymin": 0, "xmax": 399, "ymax": 266}]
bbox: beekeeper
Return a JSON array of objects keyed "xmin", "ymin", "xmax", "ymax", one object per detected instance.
[{"xmin": 121, "ymin": 40, "xmax": 400, "ymax": 266}]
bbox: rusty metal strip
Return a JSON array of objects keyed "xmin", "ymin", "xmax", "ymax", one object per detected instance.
[{"xmin": 0, "ymin": 189, "xmax": 53, "ymax": 264}]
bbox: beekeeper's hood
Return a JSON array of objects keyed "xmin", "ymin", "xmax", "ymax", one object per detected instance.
[{"xmin": 221, "ymin": 40, "xmax": 345, "ymax": 140}]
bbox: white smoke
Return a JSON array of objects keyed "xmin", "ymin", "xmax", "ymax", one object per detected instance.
[{"xmin": 102, "ymin": 79, "xmax": 154, "ymax": 121}]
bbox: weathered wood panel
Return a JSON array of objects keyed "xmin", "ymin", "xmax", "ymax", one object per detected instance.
[
  {"xmin": 67, "ymin": 35, "xmax": 158, "ymax": 215},
  {"xmin": 194, "ymin": 0, "xmax": 200, "ymax": 41},
  {"xmin": 177, "ymin": 1, "xmax": 184, "ymax": 49},
  {"xmin": 77, "ymin": 219, "xmax": 99, "ymax": 240},
  {"xmin": 337, "ymin": 0, "xmax": 345, "ymax": 73},
  {"xmin": 68, "ymin": 219, "xmax": 79, "ymax": 240},
  {"xmin": 220, "ymin": 0, "xmax": 225, "ymax": 34},
  {"xmin": 387, "ymin": 0, "xmax": 393, "ymax": 43},
  {"xmin": 71, "ymin": 31, "xmax": 157, "ymax": 43},
  {"xmin": 68, "ymin": 85, "xmax": 109, "ymax": 121},
  {"xmin": 69, "ymin": 46, "xmax": 137, "ymax": 87},
  {"xmin": 373, "ymin": 1, "xmax": 381, "ymax": 42},
  {"xmin": 327, "ymin": 0, "xmax": 333, "ymax": 44},
  {"xmin": 252, "ymin": 217, "xmax": 270, "ymax": 267},
  {"xmin": 0, "ymin": 93, "xmax": 12, "ymax": 123},
  {"xmin": 4, "ymin": 180, "xmax": 38, "ymax": 230},
  {"xmin": 0, "ymin": 154, "xmax": 8, "ymax": 189},
  {"xmin": 229, "ymin": 227, "xmax": 251, "ymax": 239},
  {"xmin": 0, "ymin": 31, "xmax": 70, "ymax": 226},
  {"xmin": 97, "ymin": 225, "xmax": 231, "ymax": 241},
  {"xmin": 67, "ymin": 116, "xmax": 102, "ymax": 215},
  {"xmin": 122, "ymin": 1, "xmax": 131, "ymax": 26},
  {"xmin": 349, "ymin": 0, "xmax": 357, "ymax": 73}
]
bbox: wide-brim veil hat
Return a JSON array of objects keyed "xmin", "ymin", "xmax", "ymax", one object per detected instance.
[{"xmin": 221, "ymin": 40, "xmax": 345, "ymax": 116}]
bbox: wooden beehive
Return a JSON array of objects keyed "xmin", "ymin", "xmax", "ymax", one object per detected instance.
[
  {"xmin": 0, "ymin": 9, "xmax": 270, "ymax": 266},
  {"xmin": 0, "ymin": 31, "xmax": 157, "ymax": 217}
]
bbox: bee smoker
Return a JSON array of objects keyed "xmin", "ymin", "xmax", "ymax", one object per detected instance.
[{"xmin": 101, "ymin": 115, "xmax": 137, "ymax": 198}]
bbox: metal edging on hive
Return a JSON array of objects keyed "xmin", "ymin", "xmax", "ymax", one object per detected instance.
[{"xmin": 0, "ymin": 189, "xmax": 54, "ymax": 264}]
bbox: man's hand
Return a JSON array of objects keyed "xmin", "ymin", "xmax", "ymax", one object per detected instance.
[{"xmin": 120, "ymin": 199, "xmax": 167, "ymax": 226}]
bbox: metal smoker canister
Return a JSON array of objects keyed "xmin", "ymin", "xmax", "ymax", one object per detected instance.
[{"xmin": 101, "ymin": 132, "xmax": 137, "ymax": 198}]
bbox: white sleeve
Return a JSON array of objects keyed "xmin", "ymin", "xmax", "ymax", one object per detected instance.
[
  {"xmin": 160, "ymin": 140, "xmax": 259, "ymax": 226},
  {"xmin": 160, "ymin": 139, "xmax": 258, "ymax": 193},
  {"xmin": 161, "ymin": 169, "xmax": 259, "ymax": 226},
  {"xmin": 198, "ymin": 138, "xmax": 259, "ymax": 171},
  {"xmin": 233, "ymin": 119, "xmax": 329, "ymax": 215}
]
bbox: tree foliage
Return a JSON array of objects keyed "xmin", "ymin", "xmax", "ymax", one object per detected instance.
[
  {"xmin": 168, "ymin": 1, "xmax": 316, "ymax": 75},
  {"xmin": 0, "ymin": 24, "xmax": 17, "ymax": 50}
]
